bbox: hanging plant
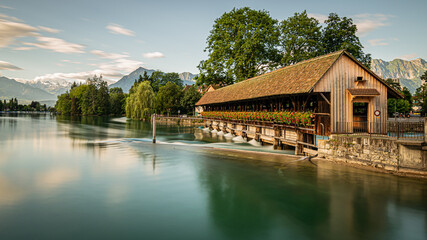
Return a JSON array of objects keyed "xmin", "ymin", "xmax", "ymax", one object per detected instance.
[{"xmin": 201, "ymin": 111, "xmax": 313, "ymax": 127}]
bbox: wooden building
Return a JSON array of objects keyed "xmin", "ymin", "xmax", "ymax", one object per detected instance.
[{"xmin": 196, "ymin": 50, "xmax": 402, "ymax": 137}]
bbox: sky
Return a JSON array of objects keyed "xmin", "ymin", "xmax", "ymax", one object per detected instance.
[{"xmin": 0, "ymin": 0, "xmax": 426, "ymax": 84}]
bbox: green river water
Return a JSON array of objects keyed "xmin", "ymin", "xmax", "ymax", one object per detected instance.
[{"xmin": 0, "ymin": 113, "xmax": 426, "ymax": 240}]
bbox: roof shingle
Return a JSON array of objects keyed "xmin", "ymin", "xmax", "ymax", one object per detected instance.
[{"xmin": 196, "ymin": 51, "xmax": 343, "ymax": 105}]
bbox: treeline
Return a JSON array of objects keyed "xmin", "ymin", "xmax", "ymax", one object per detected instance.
[
  {"xmin": 0, "ymin": 98, "xmax": 49, "ymax": 112},
  {"xmin": 55, "ymin": 76, "xmax": 125, "ymax": 115},
  {"xmin": 55, "ymin": 73, "xmax": 202, "ymax": 119},
  {"xmin": 126, "ymin": 72, "xmax": 201, "ymax": 120},
  {"xmin": 414, "ymin": 71, "xmax": 427, "ymax": 115},
  {"xmin": 196, "ymin": 8, "xmax": 371, "ymax": 86},
  {"xmin": 386, "ymin": 78, "xmax": 413, "ymax": 115}
]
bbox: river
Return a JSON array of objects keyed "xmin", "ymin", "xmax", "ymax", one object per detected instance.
[{"xmin": 0, "ymin": 113, "xmax": 426, "ymax": 240}]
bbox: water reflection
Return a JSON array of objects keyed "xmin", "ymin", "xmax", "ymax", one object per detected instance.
[
  {"xmin": 0, "ymin": 113, "xmax": 426, "ymax": 240},
  {"xmin": 198, "ymin": 153, "xmax": 427, "ymax": 240}
]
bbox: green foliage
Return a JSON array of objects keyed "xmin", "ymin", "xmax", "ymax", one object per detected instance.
[
  {"xmin": 414, "ymin": 72, "xmax": 427, "ymax": 115},
  {"xmin": 125, "ymin": 81, "xmax": 156, "ymax": 120},
  {"xmin": 280, "ymin": 11, "xmax": 322, "ymax": 66},
  {"xmin": 322, "ymin": 13, "xmax": 371, "ymax": 68},
  {"xmin": 0, "ymin": 99, "xmax": 48, "ymax": 112},
  {"xmin": 156, "ymin": 82, "xmax": 183, "ymax": 114},
  {"xmin": 109, "ymin": 87, "xmax": 125, "ymax": 115},
  {"xmin": 401, "ymin": 87, "xmax": 412, "ymax": 108},
  {"xmin": 181, "ymin": 85, "xmax": 202, "ymax": 114},
  {"xmin": 148, "ymin": 71, "xmax": 183, "ymax": 93},
  {"xmin": 197, "ymin": 9, "xmax": 372, "ymax": 86},
  {"xmin": 421, "ymin": 70, "xmax": 427, "ymax": 82},
  {"xmin": 385, "ymin": 78, "xmax": 402, "ymax": 91},
  {"xmin": 55, "ymin": 75, "xmax": 120, "ymax": 116},
  {"xmin": 55, "ymin": 93, "xmax": 72, "ymax": 115},
  {"xmin": 197, "ymin": 7, "xmax": 280, "ymax": 86},
  {"xmin": 387, "ymin": 98, "xmax": 411, "ymax": 116}
]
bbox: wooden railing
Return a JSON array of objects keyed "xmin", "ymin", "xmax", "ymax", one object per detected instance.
[{"xmin": 332, "ymin": 121, "xmax": 424, "ymax": 141}]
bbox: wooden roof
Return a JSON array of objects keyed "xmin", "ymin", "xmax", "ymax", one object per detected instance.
[
  {"xmin": 196, "ymin": 50, "xmax": 402, "ymax": 106},
  {"xmin": 347, "ymin": 88, "xmax": 380, "ymax": 96}
]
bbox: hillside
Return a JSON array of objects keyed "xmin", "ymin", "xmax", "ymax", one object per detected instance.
[
  {"xmin": 110, "ymin": 67, "xmax": 197, "ymax": 92},
  {"xmin": 0, "ymin": 76, "xmax": 56, "ymax": 101},
  {"xmin": 371, "ymin": 58, "xmax": 427, "ymax": 93},
  {"xmin": 109, "ymin": 67, "xmax": 157, "ymax": 92}
]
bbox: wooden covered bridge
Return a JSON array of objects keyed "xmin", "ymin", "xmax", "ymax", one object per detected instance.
[{"xmin": 195, "ymin": 50, "xmax": 403, "ymax": 153}]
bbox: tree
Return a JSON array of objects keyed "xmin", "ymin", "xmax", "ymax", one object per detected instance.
[
  {"xmin": 322, "ymin": 13, "xmax": 371, "ymax": 67},
  {"xmin": 156, "ymin": 82, "xmax": 183, "ymax": 115},
  {"xmin": 96, "ymin": 80, "xmax": 110, "ymax": 115},
  {"xmin": 388, "ymin": 98, "xmax": 411, "ymax": 116},
  {"xmin": 161, "ymin": 72, "xmax": 183, "ymax": 88},
  {"xmin": 81, "ymin": 84, "xmax": 97, "ymax": 115},
  {"xmin": 55, "ymin": 92, "xmax": 72, "ymax": 115},
  {"xmin": 181, "ymin": 85, "xmax": 202, "ymax": 114},
  {"xmin": 150, "ymin": 71, "xmax": 164, "ymax": 93},
  {"xmin": 385, "ymin": 78, "xmax": 401, "ymax": 91},
  {"xmin": 196, "ymin": 7, "xmax": 280, "ymax": 86},
  {"xmin": 125, "ymin": 81, "xmax": 156, "ymax": 120},
  {"xmin": 280, "ymin": 11, "xmax": 322, "ymax": 66},
  {"xmin": 401, "ymin": 87, "xmax": 412, "ymax": 109},
  {"xmin": 414, "ymin": 71, "xmax": 427, "ymax": 115},
  {"xmin": 109, "ymin": 87, "xmax": 125, "ymax": 115}
]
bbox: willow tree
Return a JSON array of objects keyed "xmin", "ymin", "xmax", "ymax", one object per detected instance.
[
  {"xmin": 125, "ymin": 81, "xmax": 156, "ymax": 120},
  {"xmin": 196, "ymin": 7, "xmax": 280, "ymax": 86}
]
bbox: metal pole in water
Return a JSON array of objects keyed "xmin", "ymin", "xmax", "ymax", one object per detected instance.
[{"xmin": 152, "ymin": 113, "xmax": 156, "ymax": 143}]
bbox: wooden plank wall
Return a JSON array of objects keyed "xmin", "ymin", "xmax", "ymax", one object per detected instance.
[{"xmin": 313, "ymin": 55, "xmax": 388, "ymax": 133}]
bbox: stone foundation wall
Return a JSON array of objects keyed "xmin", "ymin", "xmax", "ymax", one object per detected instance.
[{"xmin": 318, "ymin": 135, "xmax": 427, "ymax": 173}]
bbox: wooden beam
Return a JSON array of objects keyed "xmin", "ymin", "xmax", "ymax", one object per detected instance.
[{"xmin": 319, "ymin": 92, "xmax": 331, "ymax": 105}]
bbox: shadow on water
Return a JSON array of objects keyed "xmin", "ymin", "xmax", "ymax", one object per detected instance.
[{"xmin": 197, "ymin": 151, "xmax": 427, "ymax": 240}]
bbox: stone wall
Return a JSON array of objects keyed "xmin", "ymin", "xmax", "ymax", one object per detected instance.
[{"xmin": 318, "ymin": 135, "xmax": 427, "ymax": 174}]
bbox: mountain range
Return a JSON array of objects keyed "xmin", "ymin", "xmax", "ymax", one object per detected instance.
[
  {"xmin": 1, "ymin": 57, "xmax": 425, "ymax": 104},
  {"xmin": 371, "ymin": 58, "xmax": 427, "ymax": 94},
  {"xmin": 110, "ymin": 67, "xmax": 197, "ymax": 92},
  {"xmin": 0, "ymin": 76, "xmax": 56, "ymax": 101}
]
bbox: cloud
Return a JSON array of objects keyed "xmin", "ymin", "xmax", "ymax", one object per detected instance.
[
  {"xmin": 38, "ymin": 26, "xmax": 60, "ymax": 33},
  {"xmin": 106, "ymin": 24, "xmax": 135, "ymax": 36},
  {"xmin": 0, "ymin": 5, "xmax": 13, "ymax": 9},
  {"xmin": 353, "ymin": 14, "xmax": 392, "ymax": 36},
  {"xmin": 0, "ymin": 60, "xmax": 22, "ymax": 70},
  {"xmin": 307, "ymin": 13, "xmax": 391, "ymax": 36},
  {"xmin": 398, "ymin": 54, "xmax": 418, "ymax": 61},
  {"xmin": 61, "ymin": 59, "xmax": 82, "ymax": 64},
  {"xmin": 91, "ymin": 49, "xmax": 143, "ymax": 73},
  {"xmin": 142, "ymin": 52, "xmax": 165, "ymax": 59},
  {"xmin": 12, "ymin": 46, "xmax": 35, "ymax": 51},
  {"xmin": 368, "ymin": 39, "xmax": 388, "ymax": 46},
  {"xmin": 37, "ymin": 168, "xmax": 80, "ymax": 191},
  {"xmin": 24, "ymin": 36, "xmax": 85, "ymax": 53},
  {"xmin": 307, "ymin": 13, "xmax": 328, "ymax": 23},
  {"xmin": 91, "ymin": 50, "xmax": 128, "ymax": 59},
  {"xmin": 0, "ymin": 13, "xmax": 22, "ymax": 22},
  {"xmin": 34, "ymin": 69, "xmax": 124, "ymax": 83},
  {"xmin": 0, "ymin": 17, "xmax": 38, "ymax": 47},
  {"xmin": 99, "ymin": 58, "xmax": 143, "ymax": 73}
]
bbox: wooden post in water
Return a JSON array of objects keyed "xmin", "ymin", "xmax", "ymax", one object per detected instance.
[{"xmin": 152, "ymin": 114, "xmax": 156, "ymax": 143}]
